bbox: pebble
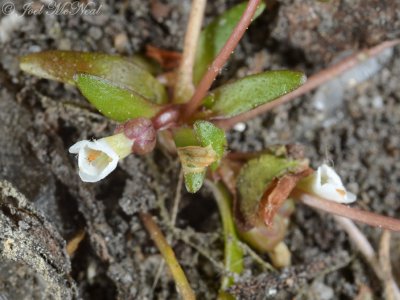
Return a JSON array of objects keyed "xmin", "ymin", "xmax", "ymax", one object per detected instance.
[
  {"xmin": 311, "ymin": 281, "xmax": 334, "ymax": 300},
  {"xmin": 89, "ymin": 26, "xmax": 103, "ymax": 40}
]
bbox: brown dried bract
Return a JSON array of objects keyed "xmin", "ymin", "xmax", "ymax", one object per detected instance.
[
  {"xmin": 146, "ymin": 45, "xmax": 182, "ymax": 70},
  {"xmin": 177, "ymin": 145, "xmax": 217, "ymax": 174},
  {"xmin": 259, "ymin": 167, "xmax": 313, "ymax": 227}
]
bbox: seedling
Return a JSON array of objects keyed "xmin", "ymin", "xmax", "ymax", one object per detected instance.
[{"xmin": 19, "ymin": 0, "xmax": 400, "ymax": 298}]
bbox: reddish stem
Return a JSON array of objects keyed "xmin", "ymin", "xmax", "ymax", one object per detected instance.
[
  {"xmin": 293, "ymin": 189, "xmax": 400, "ymax": 232},
  {"xmin": 214, "ymin": 39, "xmax": 400, "ymax": 129},
  {"xmin": 151, "ymin": 105, "xmax": 180, "ymax": 130},
  {"xmin": 181, "ymin": 0, "xmax": 262, "ymax": 120}
]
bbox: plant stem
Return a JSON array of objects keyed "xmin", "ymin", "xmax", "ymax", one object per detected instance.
[
  {"xmin": 171, "ymin": 170, "xmax": 184, "ymax": 225},
  {"xmin": 333, "ymin": 216, "xmax": 379, "ymax": 274},
  {"xmin": 206, "ymin": 181, "xmax": 244, "ymax": 299},
  {"xmin": 215, "ymin": 39, "xmax": 400, "ymax": 129},
  {"xmin": 182, "ymin": 0, "xmax": 261, "ymax": 119},
  {"xmin": 140, "ymin": 212, "xmax": 196, "ymax": 300},
  {"xmin": 292, "ymin": 189, "xmax": 400, "ymax": 232},
  {"xmin": 334, "ymin": 217, "xmax": 400, "ymax": 299},
  {"xmin": 152, "ymin": 105, "xmax": 180, "ymax": 130},
  {"xmin": 174, "ymin": 0, "xmax": 207, "ymax": 104},
  {"xmin": 379, "ymin": 230, "xmax": 400, "ymax": 300}
]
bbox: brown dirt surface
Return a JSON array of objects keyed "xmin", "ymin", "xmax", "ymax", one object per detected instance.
[{"xmin": 0, "ymin": 0, "xmax": 399, "ymax": 299}]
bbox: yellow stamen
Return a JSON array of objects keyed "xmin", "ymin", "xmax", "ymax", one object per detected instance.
[
  {"xmin": 87, "ymin": 150, "xmax": 102, "ymax": 163},
  {"xmin": 336, "ymin": 189, "xmax": 346, "ymax": 197}
]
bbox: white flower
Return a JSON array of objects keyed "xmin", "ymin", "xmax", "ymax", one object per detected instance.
[
  {"xmin": 69, "ymin": 133, "xmax": 133, "ymax": 182},
  {"xmin": 299, "ymin": 164, "xmax": 356, "ymax": 203}
]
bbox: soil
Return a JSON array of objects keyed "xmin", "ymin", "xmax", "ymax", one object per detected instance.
[{"xmin": 1, "ymin": 0, "xmax": 400, "ymax": 299}]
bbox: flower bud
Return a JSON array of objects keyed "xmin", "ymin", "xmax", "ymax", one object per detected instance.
[
  {"xmin": 70, "ymin": 118, "xmax": 157, "ymax": 182},
  {"xmin": 117, "ymin": 118, "xmax": 157, "ymax": 155},
  {"xmin": 69, "ymin": 133, "xmax": 133, "ymax": 182}
]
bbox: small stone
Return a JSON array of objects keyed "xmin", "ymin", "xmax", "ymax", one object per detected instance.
[
  {"xmin": 58, "ymin": 38, "xmax": 71, "ymax": 50},
  {"xmin": 311, "ymin": 281, "xmax": 334, "ymax": 300},
  {"xmin": 18, "ymin": 221, "xmax": 30, "ymax": 230},
  {"xmin": 114, "ymin": 33, "xmax": 128, "ymax": 53},
  {"xmin": 88, "ymin": 26, "xmax": 102, "ymax": 40},
  {"xmin": 233, "ymin": 122, "xmax": 246, "ymax": 132}
]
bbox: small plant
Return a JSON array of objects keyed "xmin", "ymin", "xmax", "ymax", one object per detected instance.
[{"xmin": 19, "ymin": 0, "xmax": 400, "ymax": 298}]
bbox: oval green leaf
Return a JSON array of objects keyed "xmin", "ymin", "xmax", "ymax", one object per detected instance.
[
  {"xmin": 203, "ymin": 70, "xmax": 306, "ymax": 118},
  {"xmin": 75, "ymin": 74, "xmax": 162, "ymax": 122},
  {"xmin": 236, "ymin": 154, "xmax": 300, "ymax": 226},
  {"xmin": 20, "ymin": 51, "xmax": 167, "ymax": 104},
  {"xmin": 184, "ymin": 172, "xmax": 206, "ymax": 194},
  {"xmin": 193, "ymin": 2, "xmax": 266, "ymax": 85},
  {"xmin": 193, "ymin": 121, "xmax": 226, "ymax": 170}
]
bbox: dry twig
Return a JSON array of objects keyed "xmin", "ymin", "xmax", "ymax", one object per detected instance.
[
  {"xmin": 334, "ymin": 216, "xmax": 380, "ymax": 275},
  {"xmin": 379, "ymin": 230, "xmax": 400, "ymax": 300},
  {"xmin": 140, "ymin": 212, "xmax": 196, "ymax": 300},
  {"xmin": 152, "ymin": 169, "xmax": 184, "ymax": 291},
  {"xmin": 334, "ymin": 218, "xmax": 400, "ymax": 299}
]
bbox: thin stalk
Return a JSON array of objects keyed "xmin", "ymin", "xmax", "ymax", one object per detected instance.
[
  {"xmin": 182, "ymin": 0, "xmax": 261, "ymax": 119},
  {"xmin": 293, "ymin": 189, "xmax": 400, "ymax": 232},
  {"xmin": 334, "ymin": 217, "xmax": 400, "ymax": 299},
  {"xmin": 140, "ymin": 212, "xmax": 196, "ymax": 300},
  {"xmin": 174, "ymin": 0, "xmax": 207, "ymax": 103},
  {"xmin": 172, "ymin": 227, "xmax": 226, "ymax": 272},
  {"xmin": 66, "ymin": 229, "xmax": 85, "ymax": 257},
  {"xmin": 206, "ymin": 180, "xmax": 244, "ymax": 299},
  {"xmin": 236, "ymin": 240, "xmax": 276, "ymax": 272},
  {"xmin": 151, "ymin": 170, "xmax": 184, "ymax": 291},
  {"xmin": 379, "ymin": 230, "xmax": 400, "ymax": 300},
  {"xmin": 334, "ymin": 216, "xmax": 380, "ymax": 275},
  {"xmin": 171, "ymin": 170, "xmax": 184, "ymax": 225},
  {"xmin": 215, "ymin": 39, "xmax": 400, "ymax": 129}
]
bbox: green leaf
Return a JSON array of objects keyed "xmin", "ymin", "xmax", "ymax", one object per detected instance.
[
  {"xmin": 128, "ymin": 54, "xmax": 161, "ymax": 75},
  {"xmin": 203, "ymin": 70, "xmax": 306, "ymax": 117},
  {"xmin": 19, "ymin": 51, "xmax": 167, "ymax": 104},
  {"xmin": 184, "ymin": 172, "xmax": 206, "ymax": 194},
  {"xmin": 75, "ymin": 74, "xmax": 162, "ymax": 122},
  {"xmin": 174, "ymin": 127, "xmax": 221, "ymax": 193},
  {"xmin": 193, "ymin": 121, "xmax": 226, "ymax": 170},
  {"xmin": 173, "ymin": 127, "xmax": 200, "ymax": 147},
  {"xmin": 173, "ymin": 122, "xmax": 226, "ymax": 193},
  {"xmin": 193, "ymin": 2, "xmax": 266, "ymax": 84},
  {"xmin": 236, "ymin": 154, "xmax": 300, "ymax": 226},
  {"xmin": 174, "ymin": 128, "xmax": 203, "ymax": 193}
]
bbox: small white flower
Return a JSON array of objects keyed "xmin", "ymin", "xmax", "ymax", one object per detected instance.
[
  {"xmin": 300, "ymin": 164, "xmax": 356, "ymax": 203},
  {"xmin": 69, "ymin": 133, "xmax": 133, "ymax": 182}
]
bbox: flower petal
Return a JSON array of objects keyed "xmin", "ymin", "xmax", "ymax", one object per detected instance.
[
  {"xmin": 78, "ymin": 170, "xmax": 101, "ymax": 183},
  {"xmin": 69, "ymin": 140, "xmax": 89, "ymax": 154},
  {"xmin": 69, "ymin": 132, "xmax": 136, "ymax": 182},
  {"xmin": 78, "ymin": 157, "xmax": 118, "ymax": 182},
  {"xmin": 299, "ymin": 164, "xmax": 357, "ymax": 204},
  {"xmin": 69, "ymin": 138, "xmax": 120, "ymax": 182},
  {"xmin": 90, "ymin": 139, "xmax": 120, "ymax": 161}
]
